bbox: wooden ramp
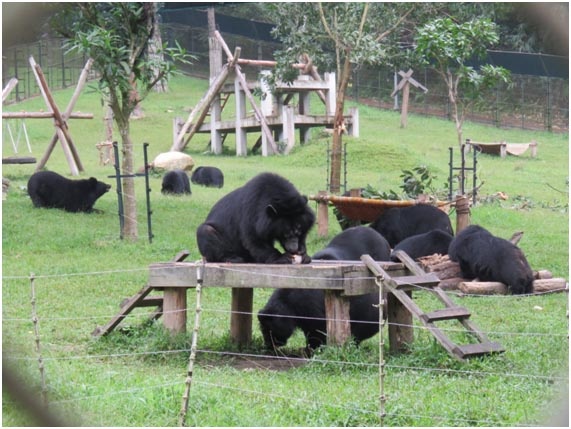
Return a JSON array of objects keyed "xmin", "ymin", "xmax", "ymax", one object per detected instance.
[
  {"xmin": 91, "ymin": 251, "xmax": 190, "ymax": 337},
  {"xmin": 363, "ymin": 250, "xmax": 504, "ymax": 361}
]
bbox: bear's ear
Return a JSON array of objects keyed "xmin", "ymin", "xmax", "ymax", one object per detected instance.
[{"xmin": 88, "ymin": 178, "xmax": 98, "ymax": 187}]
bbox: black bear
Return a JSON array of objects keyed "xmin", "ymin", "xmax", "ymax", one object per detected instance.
[
  {"xmin": 196, "ymin": 172, "xmax": 315, "ymax": 264},
  {"xmin": 258, "ymin": 226, "xmax": 390, "ymax": 350},
  {"xmin": 27, "ymin": 171, "xmax": 111, "ymax": 213},
  {"xmin": 370, "ymin": 204, "xmax": 453, "ymax": 247},
  {"xmin": 161, "ymin": 169, "xmax": 191, "ymax": 195},
  {"xmin": 191, "ymin": 166, "xmax": 224, "ymax": 188},
  {"xmin": 390, "ymin": 229, "xmax": 453, "ymax": 261},
  {"xmin": 448, "ymin": 225, "xmax": 534, "ymax": 295},
  {"xmin": 312, "ymin": 226, "xmax": 391, "ymax": 261}
]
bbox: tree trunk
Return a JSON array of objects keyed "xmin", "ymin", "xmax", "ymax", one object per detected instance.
[
  {"xmin": 149, "ymin": 2, "xmax": 168, "ymax": 93},
  {"xmin": 117, "ymin": 119, "xmax": 138, "ymax": 241},
  {"xmin": 329, "ymin": 55, "xmax": 352, "ymax": 194}
]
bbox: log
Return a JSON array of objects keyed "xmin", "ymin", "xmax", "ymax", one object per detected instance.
[
  {"xmin": 532, "ymin": 278, "xmax": 567, "ymax": 293},
  {"xmin": 2, "ymin": 77, "xmax": 18, "ymax": 102},
  {"xmin": 459, "ymin": 279, "xmax": 568, "ymax": 295},
  {"xmin": 458, "ymin": 281, "xmax": 508, "ymax": 295},
  {"xmin": 534, "ymin": 270, "xmax": 553, "ymax": 280}
]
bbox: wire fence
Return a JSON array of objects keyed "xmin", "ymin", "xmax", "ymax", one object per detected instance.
[
  {"xmin": 2, "ymin": 26, "xmax": 568, "ymax": 133},
  {"xmin": 2, "ymin": 264, "xmax": 568, "ymax": 426}
]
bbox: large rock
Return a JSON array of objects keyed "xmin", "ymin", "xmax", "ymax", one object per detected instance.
[{"xmin": 151, "ymin": 152, "xmax": 194, "ymax": 172}]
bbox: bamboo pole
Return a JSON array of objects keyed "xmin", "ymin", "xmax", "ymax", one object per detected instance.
[{"xmin": 178, "ymin": 263, "xmax": 204, "ymax": 426}]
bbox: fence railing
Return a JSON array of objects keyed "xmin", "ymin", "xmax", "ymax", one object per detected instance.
[{"xmin": 2, "ymin": 29, "xmax": 569, "ymax": 133}]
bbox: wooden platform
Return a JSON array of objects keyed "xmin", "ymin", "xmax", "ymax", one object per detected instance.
[{"xmin": 93, "ymin": 249, "xmax": 505, "ymax": 361}]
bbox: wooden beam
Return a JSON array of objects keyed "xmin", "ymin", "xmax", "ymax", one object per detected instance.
[
  {"xmin": 2, "ymin": 78, "xmax": 18, "ymax": 102},
  {"xmin": 29, "ymin": 56, "xmax": 81, "ymax": 175},
  {"xmin": 2, "ymin": 112, "xmax": 93, "ymax": 119}
]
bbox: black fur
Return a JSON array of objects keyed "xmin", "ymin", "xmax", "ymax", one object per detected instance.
[
  {"xmin": 448, "ymin": 225, "xmax": 534, "ymax": 295},
  {"xmin": 27, "ymin": 171, "xmax": 110, "ymax": 213},
  {"xmin": 191, "ymin": 166, "xmax": 224, "ymax": 188},
  {"xmin": 161, "ymin": 169, "xmax": 191, "ymax": 195},
  {"xmin": 313, "ymin": 226, "xmax": 391, "ymax": 261},
  {"xmin": 370, "ymin": 204, "xmax": 453, "ymax": 248},
  {"xmin": 258, "ymin": 226, "xmax": 389, "ymax": 350},
  {"xmin": 196, "ymin": 172, "xmax": 315, "ymax": 264},
  {"xmin": 390, "ymin": 229, "xmax": 453, "ymax": 261}
]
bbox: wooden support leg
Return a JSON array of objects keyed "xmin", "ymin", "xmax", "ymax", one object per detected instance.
[
  {"xmin": 387, "ymin": 291, "xmax": 413, "ymax": 353},
  {"xmin": 317, "ymin": 190, "xmax": 329, "ymax": 237},
  {"xmin": 324, "ymin": 290, "xmax": 352, "ymax": 346},
  {"xmin": 230, "ymin": 288, "xmax": 253, "ymax": 347},
  {"xmin": 163, "ymin": 287, "xmax": 187, "ymax": 335}
]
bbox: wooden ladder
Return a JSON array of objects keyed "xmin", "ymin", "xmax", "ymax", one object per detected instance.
[
  {"xmin": 363, "ymin": 250, "xmax": 504, "ymax": 361},
  {"xmin": 92, "ymin": 251, "xmax": 190, "ymax": 337}
]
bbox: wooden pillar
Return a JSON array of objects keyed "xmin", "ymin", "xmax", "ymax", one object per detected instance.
[
  {"xmin": 324, "ymin": 290, "xmax": 352, "ymax": 345},
  {"xmin": 317, "ymin": 190, "xmax": 329, "ymax": 237},
  {"xmin": 347, "ymin": 107, "xmax": 359, "ymax": 137},
  {"xmin": 387, "ymin": 291, "xmax": 413, "ymax": 353},
  {"xmin": 400, "ymin": 81, "xmax": 410, "ymax": 128},
  {"xmin": 324, "ymin": 72, "xmax": 336, "ymax": 117},
  {"xmin": 235, "ymin": 75, "xmax": 248, "ymax": 156},
  {"xmin": 530, "ymin": 140, "xmax": 538, "ymax": 158},
  {"xmin": 230, "ymin": 288, "xmax": 253, "ymax": 347},
  {"xmin": 299, "ymin": 87, "xmax": 311, "ymax": 144},
  {"xmin": 500, "ymin": 141, "xmax": 507, "ymax": 158},
  {"xmin": 455, "ymin": 195, "xmax": 471, "ymax": 234},
  {"xmin": 282, "ymin": 104, "xmax": 295, "ymax": 154},
  {"xmin": 163, "ymin": 288, "xmax": 187, "ymax": 334}
]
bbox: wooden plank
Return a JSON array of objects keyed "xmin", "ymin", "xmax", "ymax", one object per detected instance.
[
  {"xmin": 421, "ymin": 307, "xmax": 471, "ymax": 323},
  {"xmin": 2, "ymin": 111, "xmax": 93, "ymax": 119},
  {"xmin": 455, "ymin": 342, "xmax": 505, "ymax": 358},
  {"xmin": 148, "ymin": 261, "xmax": 403, "ymax": 291}
]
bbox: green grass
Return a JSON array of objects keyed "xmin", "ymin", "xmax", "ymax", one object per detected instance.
[{"xmin": 2, "ymin": 74, "xmax": 569, "ymax": 426}]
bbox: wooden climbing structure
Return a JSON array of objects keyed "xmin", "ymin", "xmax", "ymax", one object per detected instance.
[{"xmin": 171, "ymin": 31, "xmax": 358, "ymax": 156}]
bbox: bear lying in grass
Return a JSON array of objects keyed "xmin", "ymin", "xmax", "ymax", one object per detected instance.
[{"xmin": 28, "ymin": 171, "xmax": 111, "ymax": 213}]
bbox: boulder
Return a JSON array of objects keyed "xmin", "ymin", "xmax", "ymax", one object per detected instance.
[{"xmin": 151, "ymin": 152, "xmax": 195, "ymax": 172}]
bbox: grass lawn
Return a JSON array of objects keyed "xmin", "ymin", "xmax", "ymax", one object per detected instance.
[{"xmin": 2, "ymin": 74, "xmax": 569, "ymax": 426}]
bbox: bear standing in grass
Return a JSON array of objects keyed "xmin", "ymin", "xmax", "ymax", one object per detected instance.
[
  {"xmin": 27, "ymin": 171, "xmax": 111, "ymax": 213},
  {"xmin": 161, "ymin": 169, "xmax": 191, "ymax": 195},
  {"xmin": 448, "ymin": 225, "xmax": 534, "ymax": 295},
  {"xmin": 196, "ymin": 172, "xmax": 315, "ymax": 264}
]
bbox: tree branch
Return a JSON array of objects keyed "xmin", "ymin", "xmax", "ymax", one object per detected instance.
[{"xmin": 375, "ymin": 5, "xmax": 415, "ymax": 42}]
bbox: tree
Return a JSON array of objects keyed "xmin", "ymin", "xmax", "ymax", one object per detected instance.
[
  {"xmin": 60, "ymin": 3, "xmax": 191, "ymax": 240},
  {"xmin": 267, "ymin": 3, "xmax": 415, "ymax": 194},
  {"xmin": 414, "ymin": 17, "xmax": 511, "ymax": 148}
]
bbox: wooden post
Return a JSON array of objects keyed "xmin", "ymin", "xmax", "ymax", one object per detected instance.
[
  {"xmin": 282, "ymin": 104, "xmax": 295, "ymax": 154},
  {"xmin": 316, "ymin": 190, "xmax": 329, "ymax": 237},
  {"xmin": 400, "ymin": 80, "xmax": 410, "ymax": 128},
  {"xmin": 390, "ymin": 70, "xmax": 428, "ymax": 129},
  {"xmin": 530, "ymin": 140, "xmax": 538, "ymax": 158},
  {"xmin": 387, "ymin": 291, "xmax": 414, "ymax": 353},
  {"xmin": 230, "ymin": 288, "xmax": 253, "ymax": 347},
  {"xmin": 500, "ymin": 141, "xmax": 507, "ymax": 158},
  {"xmin": 455, "ymin": 195, "xmax": 471, "ymax": 234},
  {"xmin": 208, "ymin": 8, "xmax": 223, "ymax": 155},
  {"xmin": 2, "ymin": 78, "xmax": 18, "ymax": 102},
  {"xmin": 235, "ymin": 75, "xmax": 248, "ymax": 156},
  {"xmin": 324, "ymin": 290, "xmax": 352, "ymax": 346},
  {"xmin": 163, "ymin": 288, "xmax": 187, "ymax": 334}
]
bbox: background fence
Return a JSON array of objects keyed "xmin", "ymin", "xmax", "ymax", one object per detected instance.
[{"xmin": 2, "ymin": 14, "xmax": 568, "ymax": 133}]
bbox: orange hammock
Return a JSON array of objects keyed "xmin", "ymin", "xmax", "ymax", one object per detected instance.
[{"xmin": 309, "ymin": 194, "xmax": 451, "ymax": 222}]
